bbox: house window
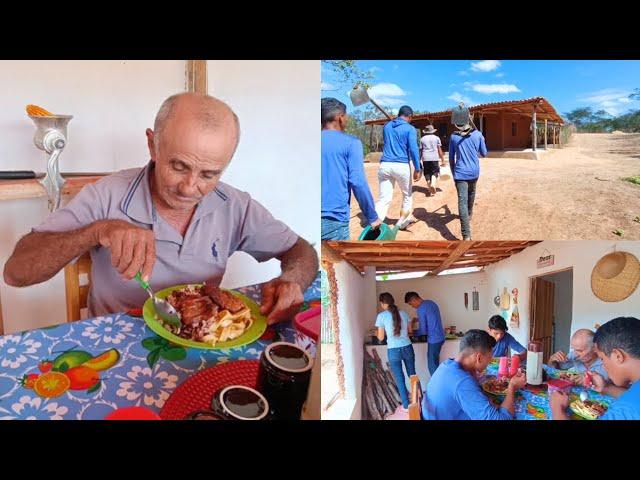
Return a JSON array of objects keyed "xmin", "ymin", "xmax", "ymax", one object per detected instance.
[{"xmin": 512, "ymin": 122, "xmax": 517, "ymax": 136}]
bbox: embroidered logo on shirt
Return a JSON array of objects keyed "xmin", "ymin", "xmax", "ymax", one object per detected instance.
[{"xmin": 211, "ymin": 239, "xmax": 219, "ymax": 259}]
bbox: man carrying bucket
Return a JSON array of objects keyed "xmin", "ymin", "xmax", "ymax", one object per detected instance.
[
  {"xmin": 321, "ymin": 98, "xmax": 381, "ymax": 240},
  {"xmin": 448, "ymin": 106, "xmax": 487, "ymax": 240},
  {"xmin": 374, "ymin": 105, "xmax": 422, "ymax": 231}
]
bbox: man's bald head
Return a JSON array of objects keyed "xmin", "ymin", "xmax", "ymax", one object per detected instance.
[
  {"xmin": 572, "ymin": 329, "xmax": 595, "ymax": 348},
  {"xmin": 153, "ymin": 92, "xmax": 241, "ymax": 154}
]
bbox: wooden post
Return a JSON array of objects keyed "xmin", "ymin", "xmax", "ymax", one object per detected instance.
[
  {"xmin": 369, "ymin": 124, "xmax": 374, "ymax": 153},
  {"xmin": 544, "ymin": 119, "xmax": 548, "ymax": 150},
  {"xmin": 186, "ymin": 60, "xmax": 208, "ymax": 94},
  {"xmin": 532, "ymin": 104, "xmax": 537, "ymax": 151},
  {"xmin": 480, "ymin": 114, "xmax": 484, "ymax": 133}
]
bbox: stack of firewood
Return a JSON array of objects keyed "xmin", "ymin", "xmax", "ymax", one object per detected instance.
[{"xmin": 362, "ymin": 349, "xmax": 402, "ymax": 420}]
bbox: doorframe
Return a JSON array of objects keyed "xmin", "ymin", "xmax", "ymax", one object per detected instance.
[{"xmin": 528, "ymin": 266, "xmax": 574, "ymax": 359}]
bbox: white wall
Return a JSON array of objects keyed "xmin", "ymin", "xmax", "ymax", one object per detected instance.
[
  {"xmin": 375, "ymin": 271, "xmax": 490, "ymax": 334},
  {"xmin": 335, "ymin": 263, "xmax": 377, "ymax": 420},
  {"xmin": 0, "ymin": 60, "xmax": 320, "ymax": 333},
  {"xmin": 207, "ymin": 60, "xmax": 320, "ymax": 289},
  {"xmin": 485, "ymin": 241, "xmax": 640, "ymax": 349}
]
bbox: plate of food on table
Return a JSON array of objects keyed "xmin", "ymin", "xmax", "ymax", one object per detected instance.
[
  {"xmin": 569, "ymin": 398, "xmax": 609, "ymax": 420},
  {"xmin": 547, "ymin": 368, "xmax": 583, "ymax": 385},
  {"xmin": 143, "ymin": 281, "xmax": 267, "ymax": 350},
  {"xmin": 481, "ymin": 376, "xmax": 510, "ymax": 396}
]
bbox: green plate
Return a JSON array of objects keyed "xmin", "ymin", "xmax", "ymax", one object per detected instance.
[
  {"xmin": 142, "ymin": 284, "xmax": 267, "ymax": 350},
  {"xmin": 569, "ymin": 399, "xmax": 607, "ymax": 420}
]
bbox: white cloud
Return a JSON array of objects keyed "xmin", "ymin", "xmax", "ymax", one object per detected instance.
[
  {"xmin": 577, "ymin": 88, "xmax": 637, "ymax": 116},
  {"xmin": 369, "ymin": 66, "xmax": 383, "ymax": 73},
  {"xmin": 368, "ymin": 82, "xmax": 408, "ymax": 108},
  {"xmin": 457, "ymin": 70, "xmax": 469, "ymax": 76},
  {"xmin": 320, "ymin": 81, "xmax": 335, "ymax": 91},
  {"xmin": 495, "ymin": 72, "xmax": 504, "ymax": 78},
  {"xmin": 470, "ymin": 60, "xmax": 501, "ymax": 72},
  {"xmin": 468, "ymin": 83, "xmax": 521, "ymax": 94},
  {"xmin": 447, "ymin": 92, "xmax": 474, "ymax": 105}
]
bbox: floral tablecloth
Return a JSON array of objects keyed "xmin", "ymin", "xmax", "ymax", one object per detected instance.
[
  {"xmin": 482, "ymin": 363, "xmax": 614, "ymax": 420},
  {"xmin": 0, "ymin": 275, "xmax": 320, "ymax": 420}
]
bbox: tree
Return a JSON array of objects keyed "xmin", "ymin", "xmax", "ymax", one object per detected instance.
[
  {"xmin": 630, "ymin": 88, "xmax": 640, "ymax": 101},
  {"xmin": 322, "ymin": 60, "xmax": 373, "ymax": 89}
]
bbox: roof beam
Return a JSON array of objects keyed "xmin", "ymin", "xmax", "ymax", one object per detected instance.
[{"xmin": 429, "ymin": 241, "xmax": 473, "ymax": 276}]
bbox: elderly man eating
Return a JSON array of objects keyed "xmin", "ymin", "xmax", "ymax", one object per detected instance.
[
  {"xmin": 3, "ymin": 92, "xmax": 318, "ymax": 324},
  {"xmin": 548, "ymin": 329, "xmax": 609, "ymax": 383}
]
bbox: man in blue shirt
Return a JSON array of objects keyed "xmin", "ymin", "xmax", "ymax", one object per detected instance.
[
  {"xmin": 405, "ymin": 291, "xmax": 445, "ymax": 375},
  {"xmin": 488, "ymin": 315, "xmax": 527, "ymax": 361},
  {"xmin": 551, "ymin": 317, "xmax": 640, "ymax": 420},
  {"xmin": 375, "ymin": 105, "xmax": 422, "ymax": 230},
  {"xmin": 448, "ymin": 113, "xmax": 487, "ymax": 240},
  {"xmin": 321, "ymin": 98, "xmax": 381, "ymax": 240},
  {"xmin": 548, "ymin": 329, "xmax": 609, "ymax": 383},
  {"xmin": 422, "ymin": 329, "xmax": 526, "ymax": 420}
]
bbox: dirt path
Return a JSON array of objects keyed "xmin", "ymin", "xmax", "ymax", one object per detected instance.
[{"xmin": 350, "ymin": 133, "xmax": 640, "ymax": 240}]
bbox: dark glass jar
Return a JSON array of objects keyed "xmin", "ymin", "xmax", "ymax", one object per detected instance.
[
  {"xmin": 210, "ymin": 385, "xmax": 270, "ymax": 420},
  {"xmin": 185, "ymin": 410, "xmax": 220, "ymax": 420},
  {"xmin": 257, "ymin": 342, "xmax": 313, "ymax": 420}
]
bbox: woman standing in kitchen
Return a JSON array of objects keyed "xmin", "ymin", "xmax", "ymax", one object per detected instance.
[{"xmin": 375, "ymin": 292, "xmax": 416, "ymax": 412}]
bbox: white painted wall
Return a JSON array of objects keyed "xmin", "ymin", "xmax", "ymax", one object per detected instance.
[
  {"xmin": 335, "ymin": 263, "xmax": 377, "ymax": 420},
  {"xmin": 485, "ymin": 241, "xmax": 640, "ymax": 349},
  {"xmin": 0, "ymin": 60, "xmax": 320, "ymax": 333},
  {"xmin": 375, "ymin": 271, "xmax": 490, "ymax": 334},
  {"xmin": 207, "ymin": 60, "xmax": 320, "ymax": 289}
]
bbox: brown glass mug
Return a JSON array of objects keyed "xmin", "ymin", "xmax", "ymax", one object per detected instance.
[{"xmin": 257, "ymin": 342, "xmax": 314, "ymax": 420}]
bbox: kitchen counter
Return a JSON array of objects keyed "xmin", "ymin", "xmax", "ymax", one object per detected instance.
[{"xmin": 365, "ymin": 338, "xmax": 461, "ymax": 390}]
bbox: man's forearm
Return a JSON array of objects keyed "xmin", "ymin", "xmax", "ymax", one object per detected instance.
[
  {"xmin": 4, "ymin": 223, "xmax": 100, "ymax": 287},
  {"xmin": 500, "ymin": 387, "xmax": 517, "ymax": 416},
  {"xmin": 277, "ymin": 237, "xmax": 319, "ymax": 292}
]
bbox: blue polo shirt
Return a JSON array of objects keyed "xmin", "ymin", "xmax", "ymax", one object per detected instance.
[
  {"xmin": 492, "ymin": 332, "xmax": 526, "ymax": 357},
  {"xmin": 380, "ymin": 118, "xmax": 421, "ymax": 172},
  {"xmin": 375, "ymin": 309, "xmax": 411, "ymax": 350},
  {"xmin": 448, "ymin": 129, "xmax": 487, "ymax": 181},
  {"xmin": 600, "ymin": 381, "xmax": 640, "ymax": 420},
  {"xmin": 416, "ymin": 300, "xmax": 445, "ymax": 344},
  {"xmin": 422, "ymin": 359, "xmax": 513, "ymax": 420},
  {"xmin": 321, "ymin": 130, "xmax": 378, "ymax": 224}
]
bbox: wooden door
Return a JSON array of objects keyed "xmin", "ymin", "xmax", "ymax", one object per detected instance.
[{"xmin": 530, "ymin": 277, "xmax": 555, "ymax": 362}]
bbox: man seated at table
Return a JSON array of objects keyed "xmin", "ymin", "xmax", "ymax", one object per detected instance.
[
  {"xmin": 548, "ymin": 328, "xmax": 609, "ymax": 384},
  {"xmin": 550, "ymin": 317, "xmax": 640, "ymax": 420},
  {"xmin": 422, "ymin": 329, "xmax": 526, "ymax": 420},
  {"xmin": 3, "ymin": 92, "xmax": 318, "ymax": 324},
  {"xmin": 487, "ymin": 315, "xmax": 527, "ymax": 361}
]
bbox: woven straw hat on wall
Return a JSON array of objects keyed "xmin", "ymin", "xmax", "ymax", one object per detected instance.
[{"xmin": 591, "ymin": 251, "xmax": 640, "ymax": 302}]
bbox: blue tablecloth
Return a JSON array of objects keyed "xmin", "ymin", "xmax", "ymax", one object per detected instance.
[
  {"xmin": 482, "ymin": 363, "xmax": 614, "ymax": 420},
  {"xmin": 0, "ymin": 275, "xmax": 320, "ymax": 420}
]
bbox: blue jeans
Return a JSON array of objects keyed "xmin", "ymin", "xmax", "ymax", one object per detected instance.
[
  {"xmin": 321, "ymin": 217, "xmax": 350, "ymax": 240},
  {"xmin": 388, "ymin": 344, "xmax": 416, "ymax": 408},
  {"xmin": 427, "ymin": 341, "xmax": 444, "ymax": 376},
  {"xmin": 454, "ymin": 179, "xmax": 478, "ymax": 239}
]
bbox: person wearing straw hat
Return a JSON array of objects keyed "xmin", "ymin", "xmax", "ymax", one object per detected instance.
[
  {"xmin": 420, "ymin": 124, "xmax": 446, "ymax": 196},
  {"xmin": 551, "ymin": 317, "xmax": 640, "ymax": 420},
  {"xmin": 448, "ymin": 111, "xmax": 487, "ymax": 240},
  {"xmin": 374, "ymin": 105, "xmax": 422, "ymax": 231}
]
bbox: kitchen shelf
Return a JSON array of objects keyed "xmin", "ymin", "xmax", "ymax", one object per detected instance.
[{"xmin": 0, "ymin": 175, "xmax": 109, "ymax": 201}]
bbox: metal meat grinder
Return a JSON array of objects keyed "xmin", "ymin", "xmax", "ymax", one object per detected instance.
[{"xmin": 29, "ymin": 114, "xmax": 73, "ymax": 212}]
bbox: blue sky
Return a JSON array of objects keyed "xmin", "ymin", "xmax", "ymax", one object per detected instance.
[{"xmin": 321, "ymin": 60, "xmax": 640, "ymax": 118}]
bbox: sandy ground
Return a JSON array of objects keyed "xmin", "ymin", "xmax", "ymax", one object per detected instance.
[{"xmin": 350, "ymin": 133, "xmax": 640, "ymax": 240}]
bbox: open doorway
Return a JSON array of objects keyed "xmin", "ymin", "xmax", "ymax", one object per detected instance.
[{"xmin": 529, "ymin": 268, "xmax": 573, "ymax": 362}]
